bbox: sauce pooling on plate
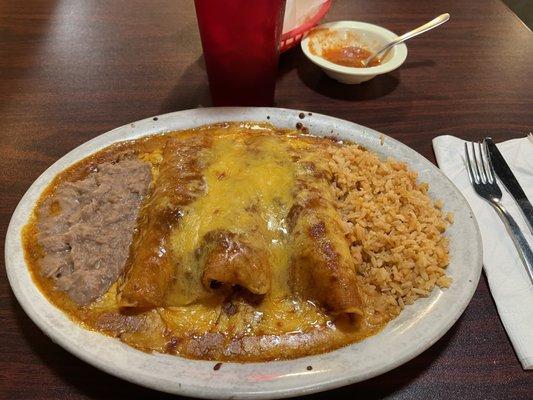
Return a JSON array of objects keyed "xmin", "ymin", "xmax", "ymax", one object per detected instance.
[
  {"xmin": 23, "ymin": 123, "xmax": 376, "ymax": 361},
  {"xmin": 22, "ymin": 122, "xmax": 452, "ymax": 362}
]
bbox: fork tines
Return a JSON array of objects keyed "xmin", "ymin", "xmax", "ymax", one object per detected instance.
[{"xmin": 464, "ymin": 141, "xmax": 496, "ymax": 185}]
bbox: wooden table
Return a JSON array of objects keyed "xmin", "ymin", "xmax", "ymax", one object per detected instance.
[{"xmin": 1, "ymin": 0, "xmax": 532, "ymax": 398}]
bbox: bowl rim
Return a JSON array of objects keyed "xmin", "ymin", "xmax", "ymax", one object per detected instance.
[{"xmin": 301, "ymin": 20, "xmax": 408, "ymax": 75}]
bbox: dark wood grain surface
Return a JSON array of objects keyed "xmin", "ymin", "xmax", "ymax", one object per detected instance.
[{"xmin": 1, "ymin": 0, "xmax": 532, "ymax": 399}]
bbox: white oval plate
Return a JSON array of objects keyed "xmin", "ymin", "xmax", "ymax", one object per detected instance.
[{"xmin": 5, "ymin": 108, "xmax": 482, "ymax": 399}]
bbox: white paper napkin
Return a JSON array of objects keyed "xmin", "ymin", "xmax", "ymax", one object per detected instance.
[
  {"xmin": 432, "ymin": 134, "xmax": 533, "ymax": 369},
  {"xmin": 282, "ymin": 0, "xmax": 328, "ymax": 33}
]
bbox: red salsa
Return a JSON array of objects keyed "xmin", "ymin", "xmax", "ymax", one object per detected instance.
[{"xmin": 321, "ymin": 45, "xmax": 381, "ymax": 68}]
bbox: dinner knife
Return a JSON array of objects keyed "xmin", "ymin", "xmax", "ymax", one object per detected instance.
[{"xmin": 484, "ymin": 137, "xmax": 533, "ymax": 234}]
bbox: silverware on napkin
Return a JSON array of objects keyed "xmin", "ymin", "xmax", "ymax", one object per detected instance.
[
  {"xmin": 464, "ymin": 141, "xmax": 533, "ymax": 284},
  {"xmin": 485, "ymin": 138, "xmax": 533, "ymax": 234}
]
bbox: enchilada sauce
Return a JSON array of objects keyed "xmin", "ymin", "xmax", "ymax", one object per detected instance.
[{"xmin": 22, "ymin": 123, "xmax": 386, "ymax": 361}]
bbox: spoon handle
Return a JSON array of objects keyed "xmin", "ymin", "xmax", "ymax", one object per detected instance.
[
  {"xmin": 395, "ymin": 13, "xmax": 450, "ymax": 45},
  {"xmin": 371, "ymin": 13, "xmax": 450, "ymax": 63}
]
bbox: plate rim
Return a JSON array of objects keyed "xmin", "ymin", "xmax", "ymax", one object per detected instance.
[{"xmin": 5, "ymin": 107, "xmax": 483, "ymax": 399}]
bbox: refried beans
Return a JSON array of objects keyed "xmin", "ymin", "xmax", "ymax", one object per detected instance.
[{"xmin": 37, "ymin": 157, "xmax": 152, "ymax": 304}]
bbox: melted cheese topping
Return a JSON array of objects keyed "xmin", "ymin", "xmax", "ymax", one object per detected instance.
[{"xmin": 168, "ymin": 130, "xmax": 295, "ymax": 304}]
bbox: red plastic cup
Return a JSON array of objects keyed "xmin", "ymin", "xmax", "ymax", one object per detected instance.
[{"xmin": 194, "ymin": 0, "xmax": 286, "ymax": 106}]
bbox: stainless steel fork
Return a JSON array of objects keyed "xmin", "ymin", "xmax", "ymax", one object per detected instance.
[{"xmin": 465, "ymin": 141, "xmax": 533, "ymax": 285}]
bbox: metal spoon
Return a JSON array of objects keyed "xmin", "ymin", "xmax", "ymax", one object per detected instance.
[{"xmin": 363, "ymin": 13, "xmax": 450, "ymax": 67}]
